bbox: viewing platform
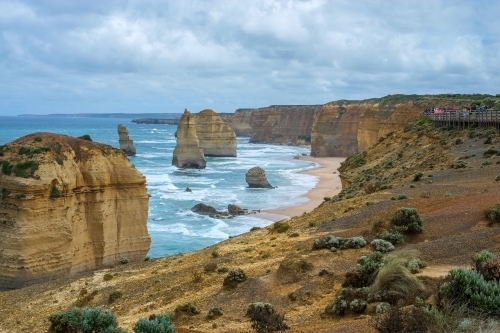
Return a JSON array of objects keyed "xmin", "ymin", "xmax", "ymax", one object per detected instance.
[{"xmin": 422, "ymin": 109, "xmax": 500, "ymax": 129}]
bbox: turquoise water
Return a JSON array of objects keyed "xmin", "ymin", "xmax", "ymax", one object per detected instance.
[{"xmin": 0, "ymin": 116, "xmax": 317, "ymax": 257}]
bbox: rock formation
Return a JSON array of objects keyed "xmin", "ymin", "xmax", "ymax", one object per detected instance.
[
  {"xmin": 222, "ymin": 109, "xmax": 255, "ymax": 137},
  {"xmin": 195, "ymin": 109, "xmax": 237, "ymax": 157},
  {"xmin": 249, "ymin": 105, "xmax": 322, "ymax": 144},
  {"xmin": 0, "ymin": 132, "xmax": 150, "ymax": 290},
  {"xmin": 118, "ymin": 124, "xmax": 136, "ymax": 156},
  {"xmin": 311, "ymin": 96, "xmax": 481, "ymax": 157},
  {"xmin": 172, "ymin": 110, "xmax": 206, "ymax": 169},
  {"xmin": 228, "ymin": 204, "xmax": 245, "ymax": 215},
  {"xmin": 246, "ymin": 167, "xmax": 274, "ymax": 188}
]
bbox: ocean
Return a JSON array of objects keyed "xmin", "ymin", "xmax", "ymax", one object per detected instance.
[{"xmin": 0, "ymin": 116, "xmax": 318, "ymax": 258}]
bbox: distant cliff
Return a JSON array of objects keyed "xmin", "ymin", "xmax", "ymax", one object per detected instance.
[
  {"xmin": 0, "ymin": 133, "xmax": 150, "ymax": 289},
  {"xmin": 311, "ymin": 95, "xmax": 486, "ymax": 157}
]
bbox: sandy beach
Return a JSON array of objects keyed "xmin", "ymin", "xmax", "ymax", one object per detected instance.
[{"xmin": 255, "ymin": 155, "xmax": 346, "ymax": 221}]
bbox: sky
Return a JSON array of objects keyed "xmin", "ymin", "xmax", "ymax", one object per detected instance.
[{"xmin": 0, "ymin": 0, "xmax": 499, "ymax": 116}]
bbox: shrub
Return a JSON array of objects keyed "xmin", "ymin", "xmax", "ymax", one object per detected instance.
[
  {"xmin": 343, "ymin": 252, "xmax": 384, "ymax": 288},
  {"xmin": 455, "ymin": 138, "xmax": 463, "ymax": 145},
  {"xmin": 191, "ymin": 270, "xmax": 203, "ymax": 283},
  {"xmin": 390, "ymin": 194, "xmax": 407, "ymax": 200},
  {"xmin": 485, "ymin": 203, "xmax": 500, "ymax": 223},
  {"xmin": 217, "ymin": 266, "xmax": 229, "ymax": 273},
  {"xmin": 370, "ymin": 255, "xmax": 425, "ymax": 304},
  {"xmin": 1, "ymin": 161, "xmax": 13, "ymax": 175},
  {"xmin": 313, "ymin": 235, "xmax": 366, "ymax": 251},
  {"xmin": 50, "ymin": 186, "xmax": 61, "ymax": 198},
  {"xmin": 48, "ymin": 307, "xmax": 125, "ymax": 333},
  {"xmin": 119, "ymin": 257, "xmax": 129, "ymax": 265},
  {"xmin": 133, "ymin": 313, "xmax": 175, "ymax": 333},
  {"xmin": 440, "ymin": 267, "xmax": 500, "ymax": 316},
  {"xmin": 496, "ymin": 174, "xmax": 500, "ymax": 181},
  {"xmin": 407, "ymin": 259, "xmax": 427, "ymax": 274},
  {"xmin": 211, "ymin": 251, "xmax": 219, "ymax": 258},
  {"xmin": 482, "ymin": 160, "xmax": 491, "ymax": 166},
  {"xmin": 375, "ymin": 302, "xmax": 391, "ymax": 314},
  {"xmin": 204, "ymin": 262, "xmax": 217, "ymax": 273},
  {"xmin": 378, "ymin": 230, "xmax": 404, "ymax": 245},
  {"xmin": 349, "ymin": 299, "xmax": 367, "ymax": 313},
  {"xmin": 319, "ymin": 268, "xmax": 331, "ymax": 276},
  {"xmin": 413, "ymin": 172, "xmax": 423, "ymax": 181},
  {"xmin": 248, "ymin": 308, "xmax": 289, "ymax": 333},
  {"xmin": 276, "ymin": 255, "xmax": 313, "ymax": 283},
  {"xmin": 476, "ymin": 258, "xmax": 500, "ymax": 281},
  {"xmin": 325, "ymin": 296, "xmax": 348, "ymax": 316},
  {"xmin": 34, "ymin": 137, "xmax": 42, "ymax": 142},
  {"xmin": 451, "ymin": 160, "xmax": 466, "ymax": 169},
  {"xmin": 390, "ymin": 207, "xmax": 424, "ymax": 233},
  {"xmin": 474, "ymin": 250, "xmax": 497, "ymax": 266},
  {"xmin": 223, "ymin": 269, "xmax": 247, "ymax": 287},
  {"xmin": 12, "ymin": 160, "xmax": 39, "ymax": 178},
  {"xmin": 250, "ymin": 226, "xmax": 262, "ymax": 231},
  {"xmin": 143, "ymin": 256, "xmax": 150, "ymax": 262},
  {"xmin": 370, "ymin": 305, "xmax": 435, "ymax": 333},
  {"xmin": 175, "ymin": 303, "xmax": 200, "ymax": 315},
  {"xmin": 484, "ymin": 149, "xmax": 500, "ymax": 158},
  {"xmin": 371, "ymin": 239, "xmax": 395, "ymax": 253},
  {"xmin": 247, "ymin": 302, "xmax": 274, "ymax": 315},
  {"xmin": 207, "ymin": 307, "xmax": 223, "ymax": 319},
  {"xmin": 273, "ymin": 222, "xmax": 289, "ymax": 233},
  {"xmin": 103, "ymin": 274, "xmax": 113, "ymax": 281},
  {"xmin": 108, "ymin": 290, "xmax": 123, "ymax": 303}
]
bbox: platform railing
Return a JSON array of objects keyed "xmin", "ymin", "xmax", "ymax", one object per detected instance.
[{"xmin": 422, "ymin": 109, "xmax": 500, "ymax": 129}]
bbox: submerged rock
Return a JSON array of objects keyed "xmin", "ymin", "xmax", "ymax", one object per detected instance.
[
  {"xmin": 172, "ymin": 110, "xmax": 206, "ymax": 169},
  {"xmin": 245, "ymin": 166, "xmax": 274, "ymax": 188},
  {"xmin": 228, "ymin": 204, "xmax": 245, "ymax": 215},
  {"xmin": 118, "ymin": 124, "xmax": 136, "ymax": 156},
  {"xmin": 191, "ymin": 203, "xmax": 219, "ymax": 215},
  {"xmin": 185, "ymin": 187, "xmax": 192, "ymax": 192}
]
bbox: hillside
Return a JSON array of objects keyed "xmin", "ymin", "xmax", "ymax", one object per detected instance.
[{"xmin": 1, "ymin": 120, "xmax": 500, "ymax": 332}]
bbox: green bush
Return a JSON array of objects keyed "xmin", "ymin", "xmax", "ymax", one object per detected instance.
[
  {"xmin": 484, "ymin": 149, "xmax": 500, "ymax": 158},
  {"xmin": 217, "ymin": 266, "xmax": 228, "ymax": 273},
  {"xmin": 48, "ymin": 307, "xmax": 125, "ymax": 333},
  {"xmin": 325, "ymin": 296, "xmax": 348, "ymax": 316},
  {"xmin": 343, "ymin": 252, "xmax": 384, "ymax": 288},
  {"xmin": 12, "ymin": 160, "xmax": 39, "ymax": 178},
  {"xmin": 109, "ymin": 290, "xmax": 123, "ymax": 303},
  {"xmin": 247, "ymin": 302, "xmax": 274, "ymax": 315},
  {"xmin": 378, "ymin": 230, "xmax": 404, "ymax": 245},
  {"xmin": 273, "ymin": 222, "xmax": 289, "ymax": 233},
  {"xmin": 474, "ymin": 250, "xmax": 497, "ymax": 265},
  {"xmin": 247, "ymin": 303, "xmax": 289, "ymax": 333},
  {"xmin": 349, "ymin": 299, "xmax": 367, "ymax": 313},
  {"xmin": 390, "ymin": 194, "xmax": 408, "ymax": 200},
  {"xmin": 133, "ymin": 313, "xmax": 175, "ymax": 333},
  {"xmin": 407, "ymin": 259, "xmax": 427, "ymax": 274},
  {"xmin": 223, "ymin": 268, "xmax": 247, "ymax": 287},
  {"xmin": 451, "ymin": 160, "xmax": 467, "ymax": 169},
  {"xmin": 207, "ymin": 307, "xmax": 223, "ymax": 319},
  {"xmin": 103, "ymin": 274, "xmax": 113, "ymax": 281},
  {"xmin": 413, "ymin": 172, "xmax": 423, "ymax": 181},
  {"xmin": 313, "ymin": 235, "xmax": 366, "ymax": 251},
  {"xmin": 371, "ymin": 239, "xmax": 395, "ymax": 253},
  {"xmin": 119, "ymin": 257, "xmax": 129, "ymax": 264},
  {"xmin": 175, "ymin": 303, "xmax": 200, "ymax": 315},
  {"xmin": 390, "ymin": 207, "xmax": 424, "ymax": 233},
  {"xmin": 50, "ymin": 186, "xmax": 61, "ymax": 198},
  {"xmin": 1, "ymin": 161, "xmax": 13, "ymax": 175},
  {"xmin": 440, "ymin": 267, "xmax": 500, "ymax": 316},
  {"xmin": 485, "ymin": 204, "xmax": 500, "ymax": 223}
]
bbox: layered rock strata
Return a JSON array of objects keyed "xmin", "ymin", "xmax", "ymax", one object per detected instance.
[
  {"xmin": 0, "ymin": 132, "xmax": 150, "ymax": 290},
  {"xmin": 249, "ymin": 105, "xmax": 322, "ymax": 144},
  {"xmin": 118, "ymin": 124, "xmax": 136, "ymax": 156},
  {"xmin": 246, "ymin": 167, "xmax": 274, "ymax": 188},
  {"xmin": 222, "ymin": 109, "xmax": 255, "ymax": 137},
  {"xmin": 195, "ymin": 109, "xmax": 237, "ymax": 157},
  {"xmin": 172, "ymin": 110, "xmax": 206, "ymax": 169},
  {"xmin": 311, "ymin": 96, "xmax": 482, "ymax": 157}
]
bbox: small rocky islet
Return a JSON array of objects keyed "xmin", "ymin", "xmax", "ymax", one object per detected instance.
[{"xmin": 2, "ymin": 94, "xmax": 500, "ymax": 333}]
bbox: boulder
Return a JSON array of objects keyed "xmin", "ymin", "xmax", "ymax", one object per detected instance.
[
  {"xmin": 0, "ymin": 132, "xmax": 150, "ymax": 290},
  {"xmin": 245, "ymin": 167, "xmax": 274, "ymax": 188},
  {"xmin": 195, "ymin": 109, "xmax": 237, "ymax": 157},
  {"xmin": 117, "ymin": 124, "xmax": 136, "ymax": 156},
  {"xmin": 191, "ymin": 203, "xmax": 219, "ymax": 215},
  {"xmin": 185, "ymin": 187, "xmax": 192, "ymax": 192},
  {"xmin": 228, "ymin": 204, "xmax": 245, "ymax": 215},
  {"xmin": 172, "ymin": 110, "xmax": 206, "ymax": 169}
]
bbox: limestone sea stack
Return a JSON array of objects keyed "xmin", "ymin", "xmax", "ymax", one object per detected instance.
[
  {"xmin": 245, "ymin": 166, "xmax": 274, "ymax": 188},
  {"xmin": 195, "ymin": 109, "xmax": 237, "ymax": 157},
  {"xmin": 0, "ymin": 132, "xmax": 150, "ymax": 290},
  {"xmin": 172, "ymin": 110, "xmax": 206, "ymax": 169},
  {"xmin": 118, "ymin": 124, "xmax": 136, "ymax": 156}
]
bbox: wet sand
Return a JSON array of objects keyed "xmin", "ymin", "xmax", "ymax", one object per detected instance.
[{"xmin": 254, "ymin": 156, "xmax": 346, "ymax": 221}]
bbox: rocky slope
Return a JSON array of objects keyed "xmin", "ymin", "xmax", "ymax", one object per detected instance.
[
  {"xmin": 0, "ymin": 132, "xmax": 150, "ymax": 290},
  {"xmin": 311, "ymin": 95, "xmax": 487, "ymax": 157},
  {"xmin": 172, "ymin": 110, "xmax": 206, "ymax": 169},
  {"xmin": 195, "ymin": 109, "xmax": 237, "ymax": 157}
]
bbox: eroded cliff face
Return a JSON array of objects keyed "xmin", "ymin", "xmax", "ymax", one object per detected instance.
[
  {"xmin": 0, "ymin": 132, "xmax": 150, "ymax": 289},
  {"xmin": 195, "ymin": 109, "xmax": 237, "ymax": 157},
  {"xmin": 226, "ymin": 109, "xmax": 255, "ymax": 137},
  {"xmin": 172, "ymin": 110, "xmax": 206, "ymax": 169},
  {"xmin": 249, "ymin": 105, "xmax": 322, "ymax": 144},
  {"xmin": 311, "ymin": 96, "xmax": 480, "ymax": 157}
]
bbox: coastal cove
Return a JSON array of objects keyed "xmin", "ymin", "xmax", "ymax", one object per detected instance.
[{"xmin": 0, "ymin": 116, "xmax": 341, "ymax": 258}]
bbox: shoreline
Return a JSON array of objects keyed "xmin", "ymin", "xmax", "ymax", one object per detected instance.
[{"xmin": 254, "ymin": 155, "xmax": 346, "ymax": 222}]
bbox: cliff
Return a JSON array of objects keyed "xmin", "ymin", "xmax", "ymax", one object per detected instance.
[
  {"xmin": 249, "ymin": 105, "xmax": 322, "ymax": 144},
  {"xmin": 0, "ymin": 132, "xmax": 150, "ymax": 290},
  {"xmin": 172, "ymin": 110, "xmax": 206, "ymax": 169},
  {"xmin": 311, "ymin": 95, "xmax": 485, "ymax": 157},
  {"xmin": 117, "ymin": 124, "xmax": 136, "ymax": 156},
  {"xmin": 195, "ymin": 109, "xmax": 237, "ymax": 157},
  {"xmin": 222, "ymin": 109, "xmax": 255, "ymax": 137}
]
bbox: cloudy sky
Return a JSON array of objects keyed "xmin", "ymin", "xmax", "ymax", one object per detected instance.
[{"xmin": 0, "ymin": 0, "xmax": 499, "ymax": 115}]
